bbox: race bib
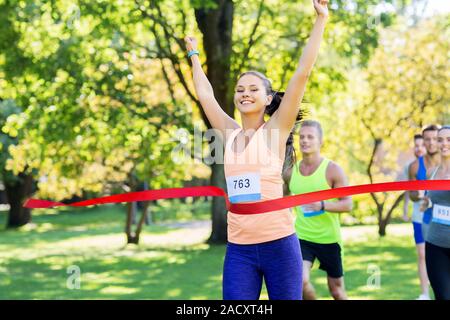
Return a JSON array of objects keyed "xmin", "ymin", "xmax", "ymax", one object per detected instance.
[
  {"xmin": 299, "ymin": 205, "xmax": 325, "ymax": 218},
  {"xmin": 432, "ymin": 204, "xmax": 450, "ymax": 226},
  {"xmin": 226, "ymin": 173, "xmax": 261, "ymax": 203}
]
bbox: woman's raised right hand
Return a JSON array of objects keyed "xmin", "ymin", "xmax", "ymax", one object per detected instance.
[{"xmin": 184, "ymin": 36, "xmax": 198, "ymax": 52}]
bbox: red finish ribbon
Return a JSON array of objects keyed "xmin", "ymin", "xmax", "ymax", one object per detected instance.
[{"xmin": 24, "ymin": 180, "xmax": 450, "ymax": 214}]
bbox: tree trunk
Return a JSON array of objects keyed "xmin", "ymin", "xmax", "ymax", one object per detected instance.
[
  {"xmin": 125, "ymin": 201, "xmax": 149, "ymax": 245},
  {"xmin": 378, "ymin": 218, "xmax": 388, "ymax": 237},
  {"xmin": 195, "ymin": 0, "xmax": 234, "ymax": 244},
  {"xmin": 5, "ymin": 172, "xmax": 33, "ymax": 228},
  {"xmin": 378, "ymin": 192, "xmax": 405, "ymax": 237},
  {"xmin": 208, "ymin": 163, "xmax": 228, "ymax": 243},
  {"xmin": 125, "ymin": 202, "xmax": 136, "ymax": 243}
]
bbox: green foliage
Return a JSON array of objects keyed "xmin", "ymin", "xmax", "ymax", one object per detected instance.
[
  {"xmin": 316, "ymin": 15, "xmax": 449, "ymax": 224},
  {"xmin": 0, "ymin": 0, "xmax": 195, "ymax": 200},
  {"xmin": 0, "ymin": 99, "xmax": 23, "ymax": 184}
]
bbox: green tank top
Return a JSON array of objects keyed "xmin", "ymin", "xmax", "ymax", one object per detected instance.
[{"xmin": 289, "ymin": 158, "xmax": 342, "ymax": 244}]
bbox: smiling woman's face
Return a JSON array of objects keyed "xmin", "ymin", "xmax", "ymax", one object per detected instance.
[
  {"xmin": 234, "ymin": 74, "xmax": 272, "ymax": 115},
  {"xmin": 438, "ymin": 128, "xmax": 450, "ymax": 158}
]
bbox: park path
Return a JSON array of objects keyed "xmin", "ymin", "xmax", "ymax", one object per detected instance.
[{"xmin": 142, "ymin": 220, "xmax": 412, "ymax": 247}]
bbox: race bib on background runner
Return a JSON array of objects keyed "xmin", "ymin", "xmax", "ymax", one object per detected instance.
[
  {"xmin": 226, "ymin": 173, "xmax": 261, "ymax": 203},
  {"xmin": 298, "ymin": 205, "xmax": 325, "ymax": 218},
  {"xmin": 432, "ymin": 204, "xmax": 450, "ymax": 226}
]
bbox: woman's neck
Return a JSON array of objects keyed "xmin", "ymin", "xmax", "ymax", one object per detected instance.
[
  {"xmin": 241, "ymin": 114, "xmax": 265, "ymax": 131},
  {"xmin": 440, "ymin": 157, "xmax": 450, "ymax": 173}
]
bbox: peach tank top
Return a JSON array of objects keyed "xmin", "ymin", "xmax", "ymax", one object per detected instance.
[{"xmin": 224, "ymin": 123, "xmax": 295, "ymax": 244}]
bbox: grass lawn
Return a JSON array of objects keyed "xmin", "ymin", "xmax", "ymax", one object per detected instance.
[{"xmin": 0, "ymin": 204, "xmax": 427, "ymax": 300}]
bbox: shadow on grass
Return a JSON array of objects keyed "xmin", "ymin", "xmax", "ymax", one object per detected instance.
[
  {"xmin": 0, "ymin": 244, "xmax": 226, "ymax": 300},
  {"xmin": 308, "ymin": 235, "xmax": 423, "ymax": 300},
  {"xmin": 1, "ymin": 236, "xmax": 422, "ymax": 300},
  {"xmin": 0, "ymin": 206, "xmax": 426, "ymax": 300},
  {"xmin": 0, "ymin": 205, "xmax": 174, "ymax": 247}
]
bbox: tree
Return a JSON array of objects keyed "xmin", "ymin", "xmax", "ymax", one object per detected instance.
[
  {"xmin": 321, "ymin": 16, "xmax": 449, "ymax": 235},
  {"xmin": 0, "ymin": 0, "xmax": 193, "ymax": 241},
  {"xmin": 0, "ymin": 100, "xmax": 34, "ymax": 227}
]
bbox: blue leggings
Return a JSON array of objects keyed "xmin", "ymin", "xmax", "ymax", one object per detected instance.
[{"xmin": 223, "ymin": 233, "xmax": 302, "ymax": 300}]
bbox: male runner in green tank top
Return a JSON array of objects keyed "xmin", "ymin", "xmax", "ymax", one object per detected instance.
[{"xmin": 286, "ymin": 120, "xmax": 352, "ymax": 300}]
